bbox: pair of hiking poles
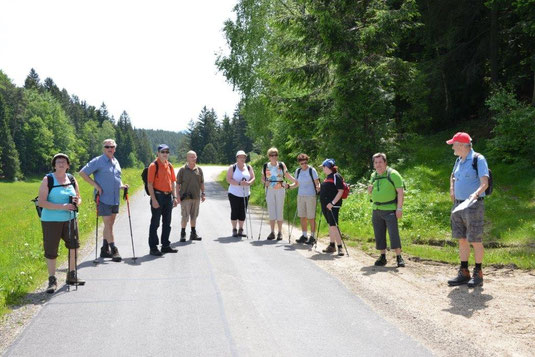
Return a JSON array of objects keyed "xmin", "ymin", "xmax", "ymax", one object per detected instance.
[
  {"xmin": 241, "ymin": 180, "xmax": 253, "ymax": 239},
  {"xmin": 67, "ymin": 197, "xmax": 84, "ymax": 290},
  {"xmin": 92, "ymin": 189, "xmax": 137, "ymax": 265}
]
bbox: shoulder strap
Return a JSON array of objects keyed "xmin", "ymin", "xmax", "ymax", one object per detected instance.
[
  {"xmin": 232, "ymin": 163, "xmax": 237, "ymax": 173},
  {"xmin": 279, "ymin": 162, "xmax": 285, "ymax": 174},
  {"xmin": 386, "ymin": 167, "xmax": 395, "ymax": 188},
  {"xmin": 47, "ymin": 173, "xmax": 54, "ymax": 193},
  {"xmin": 296, "ymin": 168, "xmax": 301, "ymax": 179},
  {"xmin": 153, "ymin": 160, "xmax": 159, "ymax": 180},
  {"xmin": 472, "ymin": 153, "xmax": 479, "ymax": 176},
  {"xmin": 67, "ymin": 173, "xmax": 75, "ymax": 187},
  {"xmin": 263, "ymin": 163, "xmax": 268, "ymax": 178}
]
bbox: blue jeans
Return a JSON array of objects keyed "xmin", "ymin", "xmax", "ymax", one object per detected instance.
[{"xmin": 149, "ymin": 193, "xmax": 173, "ymax": 249}]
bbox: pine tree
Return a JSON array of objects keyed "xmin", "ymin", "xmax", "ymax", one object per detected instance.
[
  {"xmin": 115, "ymin": 111, "xmax": 137, "ymax": 167},
  {"xmin": 0, "ymin": 94, "xmax": 21, "ymax": 180},
  {"xmin": 24, "ymin": 68, "xmax": 41, "ymax": 90}
]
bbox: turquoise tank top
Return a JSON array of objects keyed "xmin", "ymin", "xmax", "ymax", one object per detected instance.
[{"xmin": 41, "ymin": 174, "xmax": 77, "ymax": 222}]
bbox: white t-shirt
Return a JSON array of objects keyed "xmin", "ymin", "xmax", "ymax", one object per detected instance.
[{"xmin": 228, "ymin": 164, "xmax": 251, "ymax": 197}]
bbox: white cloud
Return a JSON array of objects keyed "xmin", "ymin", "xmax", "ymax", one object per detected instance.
[{"xmin": 0, "ymin": 0, "xmax": 240, "ymax": 131}]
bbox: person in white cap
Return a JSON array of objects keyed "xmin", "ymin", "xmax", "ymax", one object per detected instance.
[
  {"xmin": 226, "ymin": 150, "xmax": 256, "ymax": 237},
  {"xmin": 446, "ymin": 132, "xmax": 489, "ymax": 288}
]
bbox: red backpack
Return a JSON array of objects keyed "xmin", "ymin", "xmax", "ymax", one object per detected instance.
[{"xmin": 325, "ymin": 173, "xmax": 350, "ymax": 199}]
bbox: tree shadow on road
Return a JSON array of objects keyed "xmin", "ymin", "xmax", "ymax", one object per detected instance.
[
  {"xmin": 360, "ymin": 265, "xmax": 400, "ymax": 276},
  {"xmin": 443, "ymin": 287, "xmax": 493, "ymax": 318}
]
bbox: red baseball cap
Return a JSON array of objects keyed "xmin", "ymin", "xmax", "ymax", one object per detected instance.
[{"xmin": 446, "ymin": 132, "xmax": 472, "ymax": 145}]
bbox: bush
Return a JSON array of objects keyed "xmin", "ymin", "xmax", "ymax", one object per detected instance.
[{"xmin": 486, "ymin": 88, "xmax": 535, "ymax": 165}]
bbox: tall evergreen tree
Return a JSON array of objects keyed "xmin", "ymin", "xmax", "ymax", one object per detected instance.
[
  {"xmin": 24, "ymin": 68, "xmax": 41, "ymax": 90},
  {"xmin": 0, "ymin": 94, "xmax": 21, "ymax": 180}
]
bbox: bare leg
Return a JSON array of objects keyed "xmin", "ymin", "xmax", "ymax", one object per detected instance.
[
  {"xmin": 459, "ymin": 238, "xmax": 470, "ymax": 261},
  {"xmin": 300, "ymin": 217, "xmax": 307, "ymax": 232},
  {"xmin": 46, "ymin": 258, "xmax": 56, "ymax": 276},
  {"xmin": 102, "ymin": 214, "xmax": 117, "ymax": 243},
  {"xmin": 472, "ymin": 242, "xmax": 484, "ymax": 264},
  {"xmin": 308, "ymin": 218, "xmax": 316, "ymax": 235}
]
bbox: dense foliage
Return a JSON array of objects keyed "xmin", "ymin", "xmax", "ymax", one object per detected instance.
[{"xmin": 217, "ymin": 0, "xmax": 535, "ymax": 178}]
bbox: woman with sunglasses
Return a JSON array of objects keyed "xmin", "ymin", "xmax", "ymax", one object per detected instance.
[
  {"xmin": 294, "ymin": 153, "xmax": 320, "ymax": 245},
  {"xmin": 261, "ymin": 147, "xmax": 297, "ymax": 240},
  {"xmin": 319, "ymin": 159, "xmax": 345, "ymax": 256}
]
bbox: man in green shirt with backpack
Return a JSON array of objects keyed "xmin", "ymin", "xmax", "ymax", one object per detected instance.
[{"xmin": 368, "ymin": 153, "xmax": 405, "ymax": 267}]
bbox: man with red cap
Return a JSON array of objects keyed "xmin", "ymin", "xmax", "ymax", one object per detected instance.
[{"xmin": 446, "ymin": 132, "xmax": 489, "ymax": 288}]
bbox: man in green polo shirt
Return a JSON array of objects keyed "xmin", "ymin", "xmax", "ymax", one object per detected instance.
[
  {"xmin": 367, "ymin": 152, "xmax": 405, "ymax": 267},
  {"xmin": 177, "ymin": 150, "xmax": 205, "ymax": 242}
]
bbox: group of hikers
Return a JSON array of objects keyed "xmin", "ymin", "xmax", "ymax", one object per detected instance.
[{"xmin": 37, "ymin": 131, "xmax": 490, "ymax": 294}]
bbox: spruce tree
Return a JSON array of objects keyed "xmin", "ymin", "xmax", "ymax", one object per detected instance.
[{"xmin": 0, "ymin": 95, "xmax": 21, "ymax": 180}]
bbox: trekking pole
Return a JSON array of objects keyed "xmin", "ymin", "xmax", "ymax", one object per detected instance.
[
  {"xmin": 124, "ymin": 187, "xmax": 137, "ymax": 262},
  {"xmin": 241, "ymin": 182, "xmax": 250, "ymax": 239},
  {"xmin": 330, "ymin": 209, "xmax": 349, "ymax": 256},
  {"xmin": 258, "ymin": 186, "xmax": 267, "ymax": 240},
  {"xmin": 314, "ymin": 206, "xmax": 322, "ymax": 250},
  {"xmin": 289, "ymin": 195, "xmax": 297, "ymax": 243},
  {"xmin": 286, "ymin": 185, "xmax": 290, "ymax": 243},
  {"xmin": 71, "ymin": 201, "xmax": 84, "ymax": 289},
  {"xmin": 93, "ymin": 194, "xmax": 100, "ymax": 265},
  {"xmin": 68, "ymin": 208, "xmax": 73, "ymax": 291}
]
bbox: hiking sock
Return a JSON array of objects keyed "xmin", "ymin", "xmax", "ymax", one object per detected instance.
[
  {"xmin": 475, "ymin": 263, "xmax": 482, "ymax": 271},
  {"xmin": 302, "ymin": 232, "xmax": 307, "ymax": 237},
  {"xmin": 337, "ymin": 245, "xmax": 343, "ymax": 250},
  {"xmin": 381, "ymin": 253, "xmax": 386, "ymax": 259},
  {"xmin": 329, "ymin": 242, "xmax": 335, "ymax": 248},
  {"xmin": 109, "ymin": 242, "xmax": 116, "ymax": 250},
  {"xmin": 191, "ymin": 227, "xmax": 196, "ymax": 234},
  {"xmin": 461, "ymin": 261, "xmax": 469, "ymax": 269},
  {"xmin": 181, "ymin": 228, "xmax": 186, "ymax": 235},
  {"xmin": 103, "ymin": 239, "xmax": 109, "ymax": 249}
]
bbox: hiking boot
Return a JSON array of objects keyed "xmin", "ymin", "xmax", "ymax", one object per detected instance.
[
  {"xmin": 322, "ymin": 245, "xmax": 336, "ymax": 253},
  {"xmin": 276, "ymin": 232, "xmax": 283, "ymax": 241},
  {"xmin": 232, "ymin": 228, "xmax": 238, "ymax": 237},
  {"xmin": 267, "ymin": 232, "xmax": 275, "ymax": 240},
  {"xmin": 190, "ymin": 232, "xmax": 202, "ymax": 241},
  {"xmin": 305, "ymin": 237, "xmax": 316, "ymax": 246},
  {"xmin": 161, "ymin": 246, "xmax": 178, "ymax": 254},
  {"xmin": 180, "ymin": 231, "xmax": 186, "ymax": 242},
  {"xmin": 467, "ymin": 269, "xmax": 483, "ymax": 288},
  {"xmin": 238, "ymin": 228, "xmax": 246, "ymax": 237},
  {"xmin": 337, "ymin": 246, "xmax": 345, "ymax": 256},
  {"xmin": 447, "ymin": 268, "xmax": 471, "ymax": 286},
  {"xmin": 100, "ymin": 246, "xmax": 112, "ymax": 258},
  {"xmin": 374, "ymin": 255, "xmax": 387, "ymax": 266},
  {"xmin": 296, "ymin": 235, "xmax": 308, "ymax": 243},
  {"xmin": 66, "ymin": 271, "xmax": 85, "ymax": 286},
  {"xmin": 150, "ymin": 248, "xmax": 163, "ymax": 256},
  {"xmin": 397, "ymin": 255, "xmax": 406, "ymax": 268},
  {"xmin": 111, "ymin": 246, "xmax": 122, "ymax": 262},
  {"xmin": 46, "ymin": 276, "xmax": 57, "ymax": 294}
]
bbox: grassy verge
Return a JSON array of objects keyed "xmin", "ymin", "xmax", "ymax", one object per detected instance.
[
  {"xmin": 218, "ymin": 132, "xmax": 535, "ymax": 269},
  {"xmin": 0, "ymin": 168, "xmax": 143, "ymax": 317}
]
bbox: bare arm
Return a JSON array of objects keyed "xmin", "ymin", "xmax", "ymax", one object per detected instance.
[
  {"xmin": 469, "ymin": 176, "xmax": 489, "ymax": 201},
  {"xmin": 396, "ymin": 187, "xmax": 404, "ymax": 219}
]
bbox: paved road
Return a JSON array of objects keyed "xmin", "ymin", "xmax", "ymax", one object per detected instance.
[{"xmin": 5, "ymin": 166, "xmax": 431, "ymax": 357}]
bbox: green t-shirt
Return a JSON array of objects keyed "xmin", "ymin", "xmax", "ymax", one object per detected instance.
[{"xmin": 369, "ymin": 168, "xmax": 403, "ymax": 211}]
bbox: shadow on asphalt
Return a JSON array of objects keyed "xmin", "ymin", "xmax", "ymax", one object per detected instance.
[
  {"xmin": 77, "ymin": 259, "xmax": 111, "ymax": 270},
  {"xmin": 360, "ymin": 265, "xmax": 399, "ymax": 276},
  {"xmin": 215, "ymin": 236, "xmax": 243, "ymax": 244},
  {"xmin": 309, "ymin": 253, "xmax": 341, "ymax": 261},
  {"xmin": 171, "ymin": 240, "xmax": 193, "ymax": 248},
  {"xmin": 250, "ymin": 240, "xmax": 279, "ymax": 246},
  {"xmin": 443, "ymin": 287, "xmax": 493, "ymax": 318}
]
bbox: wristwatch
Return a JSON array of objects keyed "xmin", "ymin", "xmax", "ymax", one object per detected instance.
[{"xmin": 396, "ymin": 207, "xmax": 403, "ymax": 211}]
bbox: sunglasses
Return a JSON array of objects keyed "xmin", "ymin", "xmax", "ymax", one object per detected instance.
[
  {"xmin": 269, "ymin": 154, "xmax": 278, "ymax": 157},
  {"xmin": 299, "ymin": 161, "xmax": 308, "ymax": 164},
  {"xmin": 160, "ymin": 151, "xmax": 170, "ymax": 154},
  {"xmin": 104, "ymin": 146, "xmax": 116, "ymax": 149}
]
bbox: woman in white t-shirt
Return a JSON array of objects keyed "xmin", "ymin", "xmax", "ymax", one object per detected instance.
[{"xmin": 226, "ymin": 150, "xmax": 255, "ymax": 237}]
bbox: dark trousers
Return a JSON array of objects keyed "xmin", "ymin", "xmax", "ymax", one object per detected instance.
[
  {"xmin": 372, "ymin": 209, "xmax": 401, "ymax": 250},
  {"xmin": 228, "ymin": 193, "xmax": 249, "ymax": 221},
  {"xmin": 149, "ymin": 193, "xmax": 173, "ymax": 249}
]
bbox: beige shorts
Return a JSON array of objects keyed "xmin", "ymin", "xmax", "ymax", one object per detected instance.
[
  {"xmin": 297, "ymin": 195, "xmax": 317, "ymax": 219},
  {"xmin": 181, "ymin": 198, "xmax": 200, "ymax": 223},
  {"xmin": 266, "ymin": 187, "xmax": 285, "ymax": 221}
]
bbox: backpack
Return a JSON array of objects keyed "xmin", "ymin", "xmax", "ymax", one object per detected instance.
[
  {"xmin": 232, "ymin": 163, "xmax": 251, "ymax": 173},
  {"xmin": 32, "ymin": 173, "xmax": 76, "ymax": 218},
  {"xmin": 296, "ymin": 167, "xmax": 317, "ymax": 194},
  {"xmin": 141, "ymin": 160, "xmax": 174, "ymax": 195},
  {"xmin": 263, "ymin": 162, "xmax": 285, "ymax": 183},
  {"xmin": 472, "ymin": 153, "xmax": 493, "ymax": 196},
  {"xmin": 324, "ymin": 173, "xmax": 350, "ymax": 199},
  {"xmin": 370, "ymin": 167, "xmax": 404, "ymax": 205}
]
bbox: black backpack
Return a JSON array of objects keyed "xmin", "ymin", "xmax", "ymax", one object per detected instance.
[
  {"xmin": 32, "ymin": 173, "xmax": 76, "ymax": 217},
  {"xmin": 296, "ymin": 167, "xmax": 317, "ymax": 194},
  {"xmin": 472, "ymin": 153, "xmax": 493, "ymax": 196},
  {"xmin": 232, "ymin": 163, "xmax": 251, "ymax": 173},
  {"xmin": 141, "ymin": 160, "xmax": 174, "ymax": 195}
]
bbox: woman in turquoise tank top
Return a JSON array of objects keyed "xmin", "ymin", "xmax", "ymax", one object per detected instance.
[{"xmin": 37, "ymin": 153, "xmax": 84, "ymax": 293}]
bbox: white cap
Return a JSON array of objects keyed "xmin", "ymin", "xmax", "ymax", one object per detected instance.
[{"xmin": 236, "ymin": 150, "xmax": 247, "ymax": 157}]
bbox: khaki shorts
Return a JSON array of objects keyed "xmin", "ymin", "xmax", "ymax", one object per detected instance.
[
  {"xmin": 297, "ymin": 195, "xmax": 317, "ymax": 219},
  {"xmin": 451, "ymin": 200, "xmax": 485, "ymax": 243},
  {"xmin": 181, "ymin": 198, "xmax": 200, "ymax": 224},
  {"xmin": 42, "ymin": 220, "xmax": 80, "ymax": 259}
]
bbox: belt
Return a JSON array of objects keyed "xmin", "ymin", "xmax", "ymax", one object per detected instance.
[
  {"xmin": 154, "ymin": 190, "xmax": 172, "ymax": 195},
  {"xmin": 455, "ymin": 197, "xmax": 484, "ymax": 204}
]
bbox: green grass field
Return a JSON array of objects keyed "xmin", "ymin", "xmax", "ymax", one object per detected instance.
[
  {"xmin": 0, "ymin": 168, "xmax": 143, "ymax": 317},
  {"xmin": 218, "ymin": 133, "xmax": 535, "ymax": 269}
]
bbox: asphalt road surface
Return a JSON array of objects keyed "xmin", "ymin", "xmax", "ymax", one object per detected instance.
[{"xmin": 5, "ymin": 166, "xmax": 431, "ymax": 357}]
